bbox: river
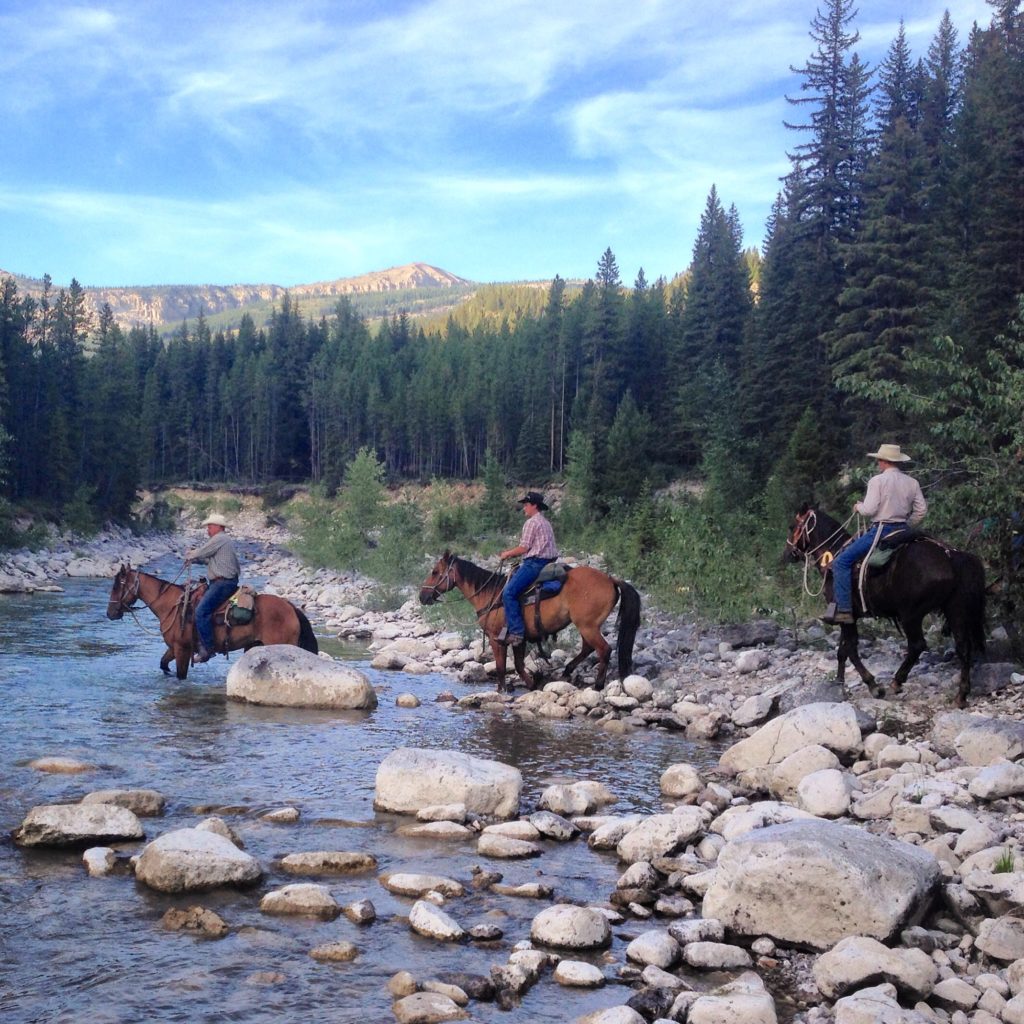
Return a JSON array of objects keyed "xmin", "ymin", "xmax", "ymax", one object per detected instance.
[{"xmin": 0, "ymin": 558, "xmax": 723, "ymax": 1023}]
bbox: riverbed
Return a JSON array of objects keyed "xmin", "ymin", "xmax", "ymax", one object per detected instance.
[{"xmin": 0, "ymin": 561, "xmax": 724, "ymax": 1024}]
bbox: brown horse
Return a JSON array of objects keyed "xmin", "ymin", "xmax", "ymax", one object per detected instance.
[
  {"xmin": 418, "ymin": 551, "xmax": 641, "ymax": 692},
  {"xmin": 106, "ymin": 564, "xmax": 318, "ymax": 680}
]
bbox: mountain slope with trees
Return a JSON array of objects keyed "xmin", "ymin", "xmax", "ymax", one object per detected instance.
[{"xmin": 1, "ymin": 1, "xmax": 1021, "ymax": 645}]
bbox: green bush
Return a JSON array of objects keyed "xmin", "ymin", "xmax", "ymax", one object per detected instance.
[{"xmin": 62, "ymin": 484, "xmax": 100, "ymax": 536}]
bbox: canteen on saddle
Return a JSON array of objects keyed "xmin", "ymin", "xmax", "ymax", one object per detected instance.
[{"xmin": 522, "ymin": 562, "xmax": 570, "ymax": 605}]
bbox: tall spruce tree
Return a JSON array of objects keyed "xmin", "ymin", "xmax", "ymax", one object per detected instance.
[
  {"xmin": 675, "ymin": 187, "xmax": 752, "ymax": 467},
  {"xmin": 947, "ymin": 1, "xmax": 1024, "ymax": 358}
]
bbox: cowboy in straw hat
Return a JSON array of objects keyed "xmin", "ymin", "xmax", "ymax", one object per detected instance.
[
  {"xmin": 185, "ymin": 512, "xmax": 242, "ymax": 663},
  {"xmin": 498, "ymin": 491, "xmax": 558, "ymax": 647},
  {"xmin": 822, "ymin": 442, "xmax": 928, "ymax": 625}
]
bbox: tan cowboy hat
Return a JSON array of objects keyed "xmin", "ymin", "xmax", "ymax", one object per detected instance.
[
  {"xmin": 867, "ymin": 443, "xmax": 912, "ymax": 463},
  {"xmin": 201, "ymin": 513, "xmax": 229, "ymax": 527}
]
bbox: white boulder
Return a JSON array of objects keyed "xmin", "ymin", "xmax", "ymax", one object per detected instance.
[
  {"xmin": 375, "ymin": 748, "xmax": 522, "ymax": 819},
  {"xmin": 617, "ymin": 809, "xmax": 706, "ymax": 862},
  {"xmin": 226, "ymin": 645, "xmax": 377, "ymax": 709},
  {"xmin": 134, "ymin": 828, "xmax": 262, "ymax": 892},
  {"xmin": 702, "ymin": 821, "xmax": 941, "ymax": 950},
  {"xmin": 813, "ymin": 935, "xmax": 938, "ymax": 999},
  {"xmin": 13, "ymin": 803, "xmax": 144, "ymax": 847},
  {"xmin": 531, "ymin": 905, "xmax": 612, "ymax": 950},
  {"xmin": 719, "ymin": 702, "xmax": 862, "ymax": 775}
]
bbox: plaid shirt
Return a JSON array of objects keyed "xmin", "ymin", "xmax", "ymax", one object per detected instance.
[{"xmin": 520, "ymin": 513, "xmax": 558, "ymax": 559}]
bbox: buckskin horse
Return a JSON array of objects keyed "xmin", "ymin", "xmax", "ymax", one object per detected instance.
[
  {"xmin": 419, "ymin": 551, "xmax": 641, "ymax": 693},
  {"xmin": 107, "ymin": 564, "xmax": 318, "ymax": 680},
  {"xmin": 785, "ymin": 505, "xmax": 986, "ymax": 707}
]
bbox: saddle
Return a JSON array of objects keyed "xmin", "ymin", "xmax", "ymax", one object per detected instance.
[
  {"xmin": 520, "ymin": 563, "xmax": 571, "ymax": 641},
  {"xmin": 521, "ymin": 562, "xmax": 570, "ymax": 604},
  {"xmin": 185, "ymin": 580, "xmax": 257, "ymax": 635},
  {"xmin": 865, "ymin": 527, "xmax": 922, "ymax": 569}
]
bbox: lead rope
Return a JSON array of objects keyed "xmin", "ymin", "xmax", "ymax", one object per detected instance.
[
  {"xmin": 797, "ymin": 511, "xmax": 860, "ymax": 598},
  {"xmin": 476, "ymin": 560, "xmax": 511, "ymax": 644}
]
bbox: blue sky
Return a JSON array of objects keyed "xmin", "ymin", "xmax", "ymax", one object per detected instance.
[{"xmin": 0, "ymin": 0, "xmax": 992, "ymax": 288}]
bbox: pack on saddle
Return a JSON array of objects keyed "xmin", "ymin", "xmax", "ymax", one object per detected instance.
[{"xmin": 183, "ymin": 579, "xmax": 257, "ymax": 653}]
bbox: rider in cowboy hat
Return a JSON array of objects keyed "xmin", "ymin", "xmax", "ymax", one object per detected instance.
[
  {"xmin": 499, "ymin": 491, "xmax": 558, "ymax": 646},
  {"xmin": 185, "ymin": 512, "xmax": 242, "ymax": 663},
  {"xmin": 822, "ymin": 443, "xmax": 927, "ymax": 625}
]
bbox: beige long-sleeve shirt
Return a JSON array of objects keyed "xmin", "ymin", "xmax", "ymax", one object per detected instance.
[
  {"xmin": 856, "ymin": 467, "xmax": 927, "ymax": 526},
  {"xmin": 186, "ymin": 532, "xmax": 241, "ymax": 580}
]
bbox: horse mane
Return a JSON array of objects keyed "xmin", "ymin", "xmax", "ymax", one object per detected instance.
[
  {"xmin": 452, "ymin": 555, "xmax": 506, "ymax": 591},
  {"xmin": 811, "ymin": 506, "xmax": 845, "ymax": 536}
]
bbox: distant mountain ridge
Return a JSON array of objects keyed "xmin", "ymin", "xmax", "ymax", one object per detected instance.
[{"xmin": 0, "ymin": 262, "xmax": 474, "ymax": 332}]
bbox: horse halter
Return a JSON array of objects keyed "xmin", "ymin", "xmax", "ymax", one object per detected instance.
[
  {"xmin": 422, "ymin": 557, "xmax": 457, "ymax": 601},
  {"xmin": 108, "ymin": 567, "xmax": 141, "ymax": 616}
]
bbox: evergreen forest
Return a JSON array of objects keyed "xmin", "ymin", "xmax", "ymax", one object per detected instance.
[{"xmin": 1, "ymin": 1, "xmax": 1022, "ymax": 641}]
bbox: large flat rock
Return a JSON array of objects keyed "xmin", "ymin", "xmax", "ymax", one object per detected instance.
[
  {"xmin": 226, "ymin": 645, "xmax": 377, "ymax": 709},
  {"xmin": 375, "ymin": 748, "xmax": 522, "ymax": 819},
  {"xmin": 719, "ymin": 702, "xmax": 862, "ymax": 775},
  {"xmin": 13, "ymin": 803, "xmax": 145, "ymax": 847},
  {"xmin": 702, "ymin": 820, "xmax": 940, "ymax": 950}
]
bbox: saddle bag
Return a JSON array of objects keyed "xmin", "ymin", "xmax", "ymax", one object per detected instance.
[{"xmin": 227, "ymin": 585, "xmax": 256, "ymax": 625}]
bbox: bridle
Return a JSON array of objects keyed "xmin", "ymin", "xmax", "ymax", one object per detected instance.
[
  {"xmin": 107, "ymin": 567, "xmax": 141, "ymax": 616},
  {"xmin": 787, "ymin": 508, "xmax": 849, "ymax": 565},
  {"xmin": 422, "ymin": 557, "xmax": 457, "ymax": 601},
  {"xmin": 787, "ymin": 508, "xmax": 854, "ymax": 598}
]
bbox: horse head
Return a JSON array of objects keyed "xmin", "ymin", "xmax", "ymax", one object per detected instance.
[
  {"xmin": 419, "ymin": 551, "xmax": 458, "ymax": 605},
  {"xmin": 106, "ymin": 563, "xmax": 140, "ymax": 620},
  {"xmin": 783, "ymin": 504, "xmax": 817, "ymax": 563}
]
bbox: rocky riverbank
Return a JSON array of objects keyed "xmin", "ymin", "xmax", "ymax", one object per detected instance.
[{"xmin": 7, "ymin": 507, "xmax": 1024, "ymax": 1024}]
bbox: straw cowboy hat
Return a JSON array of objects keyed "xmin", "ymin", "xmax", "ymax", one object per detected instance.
[
  {"xmin": 201, "ymin": 513, "xmax": 230, "ymax": 527},
  {"xmin": 867, "ymin": 443, "xmax": 912, "ymax": 463}
]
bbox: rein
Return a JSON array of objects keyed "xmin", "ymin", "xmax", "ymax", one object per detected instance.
[
  {"xmin": 115, "ymin": 568, "xmax": 189, "ymax": 640},
  {"xmin": 789, "ymin": 509, "xmax": 858, "ymax": 598}
]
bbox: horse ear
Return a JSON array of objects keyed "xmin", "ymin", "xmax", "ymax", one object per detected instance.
[{"xmin": 797, "ymin": 502, "xmax": 812, "ymax": 515}]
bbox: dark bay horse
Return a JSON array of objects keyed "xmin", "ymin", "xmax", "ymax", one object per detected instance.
[
  {"xmin": 785, "ymin": 506, "xmax": 986, "ymax": 707},
  {"xmin": 107, "ymin": 565, "xmax": 318, "ymax": 680},
  {"xmin": 419, "ymin": 551, "xmax": 641, "ymax": 692}
]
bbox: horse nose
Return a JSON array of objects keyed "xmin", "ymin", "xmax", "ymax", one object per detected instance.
[{"xmin": 418, "ymin": 589, "xmax": 434, "ymax": 605}]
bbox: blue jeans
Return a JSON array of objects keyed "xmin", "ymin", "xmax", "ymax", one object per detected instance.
[
  {"xmin": 503, "ymin": 558, "xmax": 553, "ymax": 638},
  {"xmin": 195, "ymin": 577, "xmax": 239, "ymax": 650},
  {"xmin": 833, "ymin": 524, "xmax": 904, "ymax": 612}
]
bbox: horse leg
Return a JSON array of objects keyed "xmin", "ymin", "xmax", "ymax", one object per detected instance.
[
  {"xmin": 891, "ymin": 617, "xmax": 927, "ymax": 694},
  {"xmin": 490, "ymin": 639, "xmax": 510, "ymax": 694},
  {"xmin": 839, "ymin": 624, "xmax": 884, "ymax": 699},
  {"xmin": 173, "ymin": 642, "xmax": 191, "ymax": 680},
  {"xmin": 562, "ymin": 640, "xmax": 594, "ymax": 686},
  {"xmin": 575, "ymin": 628, "xmax": 611, "ymax": 691},
  {"xmin": 512, "ymin": 642, "xmax": 537, "ymax": 691},
  {"xmin": 160, "ymin": 646, "xmax": 174, "ymax": 675}
]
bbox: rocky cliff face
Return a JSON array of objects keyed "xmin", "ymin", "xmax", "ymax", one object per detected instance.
[{"xmin": 0, "ymin": 263, "xmax": 471, "ymax": 331}]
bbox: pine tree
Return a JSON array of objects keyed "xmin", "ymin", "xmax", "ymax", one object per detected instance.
[
  {"xmin": 674, "ymin": 188, "xmax": 753, "ymax": 467},
  {"xmin": 947, "ymin": 2, "xmax": 1024, "ymax": 358}
]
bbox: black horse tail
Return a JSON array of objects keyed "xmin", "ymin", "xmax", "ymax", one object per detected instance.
[
  {"xmin": 295, "ymin": 606, "xmax": 319, "ymax": 654},
  {"xmin": 615, "ymin": 580, "xmax": 641, "ymax": 678},
  {"xmin": 947, "ymin": 550, "xmax": 987, "ymax": 657},
  {"xmin": 960, "ymin": 553, "xmax": 987, "ymax": 655}
]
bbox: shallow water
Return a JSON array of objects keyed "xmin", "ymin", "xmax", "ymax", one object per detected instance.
[{"xmin": 0, "ymin": 559, "xmax": 723, "ymax": 1024}]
